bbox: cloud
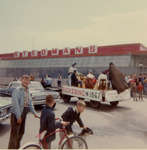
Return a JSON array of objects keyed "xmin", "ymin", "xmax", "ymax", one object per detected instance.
[
  {"xmin": 43, "ymin": 9, "xmax": 147, "ymax": 47},
  {"xmin": 0, "ymin": 9, "xmax": 147, "ymax": 53}
]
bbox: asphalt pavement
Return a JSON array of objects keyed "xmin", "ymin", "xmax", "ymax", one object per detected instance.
[{"xmin": 1, "ymin": 97, "xmax": 147, "ymax": 149}]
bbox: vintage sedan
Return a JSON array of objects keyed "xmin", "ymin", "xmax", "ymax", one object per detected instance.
[
  {"xmin": 29, "ymin": 81, "xmax": 60, "ymax": 105},
  {"xmin": 0, "ymin": 81, "xmax": 60, "ymax": 105},
  {"xmin": 0, "ymin": 94, "xmax": 12, "ymax": 122}
]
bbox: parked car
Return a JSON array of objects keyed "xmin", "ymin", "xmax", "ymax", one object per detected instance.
[
  {"xmin": 0, "ymin": 94, "xmax": 12, "ymax": 122},
  {"xmin": 0, "ymin": 81, "xmax": 20, "ymax": 96},
  {"xmin": 0, "ymin": 81, "xmax": 60, "ymax": 105},
  {"xmin": 41, "ymin": 76, "xmax": 53, "ymax": 88}
]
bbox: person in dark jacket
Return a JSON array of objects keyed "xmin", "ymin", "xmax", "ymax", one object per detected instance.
[
  {"xmin": 71, "ymin": 70, "xmax": 79, "ymax": 87},
  {"xmin": 39, "ymin": 95, "xmax": 69, "ymax": 149},
  {"xmin": 57, "ymin": 74, "xmax": 62, "ymax": 88},
  {"xmin": 61, "ymin": 100, "xmax": 87, "ymax": 135}
]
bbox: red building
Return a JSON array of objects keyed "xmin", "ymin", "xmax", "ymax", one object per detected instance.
[{"xmin": 0, "ymin": 43, "xmax": 147, "ymax": 77}]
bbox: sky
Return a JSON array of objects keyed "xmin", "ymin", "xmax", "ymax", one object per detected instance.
[{"xmin": 0, "ymin": 0, "xmax": 147, "ymax": 54}]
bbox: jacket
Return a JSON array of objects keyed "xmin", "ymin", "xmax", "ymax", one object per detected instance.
[
  {"xmin": 39, "ymin": 105, "xmax": 62, "ymax": 142},
  {"xmin": 11, "ymin": 85, "xmax": 36, "ymax": 119},
  {"xmin": 71, "ymin": 73, "xmax": 78, "ymax": 87},
  {"xmin": 61, "ymin": 107, "xmax": 84, "ymax": 133}
]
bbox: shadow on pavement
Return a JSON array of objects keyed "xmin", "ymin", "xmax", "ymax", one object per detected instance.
[
  {"xmin": 98, "ymin": 104, "xmax": 131, "ymax": 112},
  {"xmin": 0, "ymin": 123, "xmax": 10, "ymax": 136},
  {"xmin": 63, "ymin": 101, "xmax": 131, "ymax": 113}
]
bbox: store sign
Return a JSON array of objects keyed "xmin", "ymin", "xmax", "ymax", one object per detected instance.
[
  {"xmin": 13, "ymin": 52, "xmax": 20, "ymax": 58},
  {"xmin": 41, "ymin": 49, "xmax": 48, "ymax": 56},
  {"xmin": 31, "ymin": 50, "xmax": 38, "ymax": 57},
  {"xmin": 63, "ymin": 48, "xmax": 70, "ymax": 55},
  {"xmin": 22, "ymin": 51, "xmax": 29, "ymax": 57},
  {"xmin": 13, "ymin": 45, "xmax": 98, "ymax": 58},
  {"xmin": 88, "ymin": 45, "xmax": 98, "ymax": 54},
  {"xmin": 140, "ymin": 45, "xmax": 147, "ymax": 51},
  {"xmin": 75, "ymin": 47, "xmax": 83, "ymax": 55},
  {"xmin": 51, "ymin": 48, "xmax": 59, "ymax": 56}
]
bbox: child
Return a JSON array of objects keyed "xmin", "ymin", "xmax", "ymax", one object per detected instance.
[
  {"xmin": 131, "ymin": 82, "xmax": 138, "ymax": 101},
  {"xmin": 61, "ymin": 100, "xmax": 87, "ymax": 135},
  {"xmin": 137, "ymin": 81, "xmax": 144, "ymax": 101},
  {"xmin": 39, "ymin": 95, "xmax": 69, "ymax": 149}
]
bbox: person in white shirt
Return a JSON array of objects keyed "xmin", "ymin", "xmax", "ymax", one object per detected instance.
[
  {"xmin": 87, "ymin": 70, "xmax": 95, "ymax": 79},
  {"xmin": 68, "ymin": 62, "xmax": 77, "ymax": 86}
]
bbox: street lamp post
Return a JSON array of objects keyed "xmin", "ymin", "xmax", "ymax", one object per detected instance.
[{"xmin": 138, "ymin": 63, "xmax": 143, "ymax": 74}]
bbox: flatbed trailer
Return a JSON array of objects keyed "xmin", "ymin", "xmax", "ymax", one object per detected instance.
[{"xmin": 61, "ymin": 86, "xmax": 131, "ymax": 108}]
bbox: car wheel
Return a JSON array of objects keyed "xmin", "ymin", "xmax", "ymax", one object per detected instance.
[
  {"xmin": 62, "ymin": 95, "xmax": 71, "ymax": 103},
  {"xmin": 110, "ymin": 101, "xmax": 119, "ymax": 107},
  {"xmin": 90, "ymin": 100, "xmax": 101, "ymax": 109}
]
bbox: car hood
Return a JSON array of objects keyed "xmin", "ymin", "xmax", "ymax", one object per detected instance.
[
  {"xmin": 0, "ymin": 97, "xmax": 12, "ymax": 108},
  {"xmin": 0, "ymin": 87, "xmax": 7, "ymax": 92},
  {"xmin": 30, "ymin": 90, "xmax": 59, "ymax": 97}
]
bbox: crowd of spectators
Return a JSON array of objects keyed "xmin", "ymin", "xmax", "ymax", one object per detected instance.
[{"xmin": 125, "ymin": 73, "xmax": 147, "ymax": 101}]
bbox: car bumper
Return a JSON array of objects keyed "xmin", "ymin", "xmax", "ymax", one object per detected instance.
[
  {"xmin": 33, "ymin": 100, "xmax": 46, "ymax": 105},
  {"xmin": 0, "ymin": 113, "xmax": 11, "ymax": 122}
]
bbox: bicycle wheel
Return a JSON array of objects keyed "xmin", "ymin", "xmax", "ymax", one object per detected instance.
[
  {"xmin": 60, "ymin": 136, "xmax": 88, "ymax": 149},
  {"xmin": 22, "ymin": 144, "xmax": 41, "ymax": 149}
]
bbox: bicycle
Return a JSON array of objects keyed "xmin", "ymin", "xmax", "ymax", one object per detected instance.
[{"xmin": 21, "ymin": 119, "xmax": 93, "ymax": 149}]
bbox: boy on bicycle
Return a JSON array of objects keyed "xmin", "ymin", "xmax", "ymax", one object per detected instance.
[
  {"xmin": 39, "ymin": 95, "xmax": 69, "ymax": 149},
  {"xmin": 61, "ymin": 100, "xmax": 87, "ymax": 135}
]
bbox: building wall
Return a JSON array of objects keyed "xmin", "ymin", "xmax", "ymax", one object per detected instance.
[
  {"xmin": 0, "ymin": 55, "xmax": 131, "ymax": 68},
  {"xmin": 0, "ymin": 55, "xmax": 136, "ymax": 78},
  {"xmin": 131, "ymin": 55, "xmax": 147, "ymax": 74}
]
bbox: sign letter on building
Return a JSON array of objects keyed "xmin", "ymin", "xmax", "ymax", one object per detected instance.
[
  {"xmin": 51, "ymin": 48, "xmax": 59, "ymax": 56},
  {"xmin": 13, "ymin": 52, "xmax": 20, "ymax": 58},
  {"xmin": 31, "ymin": 50, "xmax": 38, "ymax": 57},
  {"xmin": 88, "ymin": 45, "xmax": 98, "ymax": 54},
  {"xmin": 22, "ymin": 51, "xmax": 29, "ymax": 57},
  {"xmin": 63, "ymin": 48, "xmax": 70, "ymax": 55},
  {"xmin": 75, "ymin": 47, "xmax": 83, "ymax": 55},
  {"xmin": 41, "ymin": 49, "xmax": 48, "ymax": 56}
]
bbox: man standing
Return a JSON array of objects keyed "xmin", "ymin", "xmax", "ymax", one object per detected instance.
[
  {"xmin": 68, "ymin": 62, "xmax": 77, "ymax": 86},
  {"xmin": 71, "ymin": 70, "xmax": 79, "ymax": 87},
  {"xmin": 57, "ymin": 74, "xmax": 62, "ymax": 88},
  {"xmin": 8, "ymin": 75, "xmax": 39, "ymax": 149}
]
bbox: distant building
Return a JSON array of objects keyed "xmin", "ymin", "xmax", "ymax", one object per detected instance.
[{"xmin": 0, "ymin": 43, "xmax": 147, "ymax": 77}]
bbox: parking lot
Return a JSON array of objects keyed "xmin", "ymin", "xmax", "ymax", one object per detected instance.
[{"xmin": 1, "ymin": 97, "xmax": 147, "ymax": 149}]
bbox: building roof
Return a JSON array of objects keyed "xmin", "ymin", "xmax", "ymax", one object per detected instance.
[{"xmin": 0, "ymin": 43, "xmax": 147, "ymax": 60}]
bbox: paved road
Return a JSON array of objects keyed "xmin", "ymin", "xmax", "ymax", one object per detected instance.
[{"xmin": 1, "ymin": 98, "xmax": 147, "ymax": 149}]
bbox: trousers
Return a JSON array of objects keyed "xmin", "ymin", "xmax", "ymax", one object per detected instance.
[
  {"xmin": 68, "ymin": 74, "xmax": 72, "ymax": 86},
  {"xmin": 8, "ymin": 107, "xmax": 29, "ymax": 149}
]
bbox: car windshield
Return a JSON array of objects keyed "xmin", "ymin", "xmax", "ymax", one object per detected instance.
[{"xmin": 29, "ymin": 82, "xmax": 44, "ymax": 90}]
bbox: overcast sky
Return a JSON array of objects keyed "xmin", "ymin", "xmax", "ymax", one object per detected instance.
[{"xmin": 0, "ymin": 0, "xmax": 147, "ymax": 54}]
